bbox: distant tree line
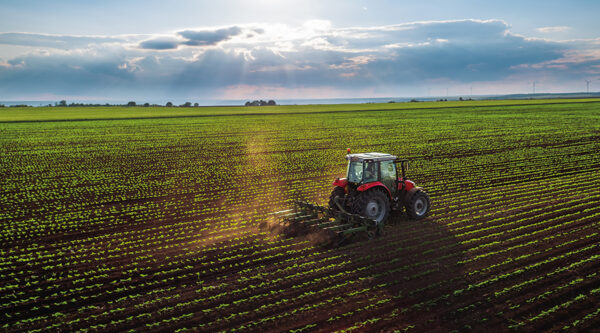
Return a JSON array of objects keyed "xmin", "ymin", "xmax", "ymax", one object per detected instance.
[
  {"xmin": 1, "ymin": 104, "xmax": 31, "ymax": 107},
  {"xmin": 435, "ymin": 97, "xmax": 473, "ymax": 102},
  {"xmin": 47, "ymin": 100, "xmax": 203, "ymax": 107},
  {"xmin": 245, "ymin": 100, "xmax": 277, "ymax": 106},
  {"xmin": 129, "ymin": 101, "xmax": 201, "ymax": 107},
  {"xmin": 4, "ymin": 99, "xmax": 280, "ymax": 108}
]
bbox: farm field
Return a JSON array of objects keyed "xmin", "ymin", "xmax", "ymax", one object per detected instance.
[{"xmin": 1, "ymin": 99, "xmax": 600, "ymax": 332}]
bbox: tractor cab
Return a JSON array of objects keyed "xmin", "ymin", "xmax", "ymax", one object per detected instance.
[
  {"xmin": 345, "ymin": 152, "xmax": 411, "ymax": 196},
  {"xmin": 346, "ymin": 153, "xmax": 391, "ymax": 184}
]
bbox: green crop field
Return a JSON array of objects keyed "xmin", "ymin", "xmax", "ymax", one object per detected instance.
[{"xmin": 2, "ymin": 99, "xmax": 600, "ymax": 332}]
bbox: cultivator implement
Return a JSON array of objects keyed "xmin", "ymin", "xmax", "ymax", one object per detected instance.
[{"xmin": 269, "ymin": 200, "xmax": 382, "ymax": 246}]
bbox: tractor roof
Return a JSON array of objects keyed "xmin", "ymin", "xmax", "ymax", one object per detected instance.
[{"xmin": 346, "ymin": 152, "xmax": 397, "ymax": 162}]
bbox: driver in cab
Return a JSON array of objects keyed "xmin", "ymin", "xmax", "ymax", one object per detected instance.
[{"xmin": 363, "ymin": 162, "xmax": 377, "ymax": 182}]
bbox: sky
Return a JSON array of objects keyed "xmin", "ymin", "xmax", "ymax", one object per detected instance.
[{"xmin": 1, "ymin": 0, "xmax": 600, "ymax": 103}]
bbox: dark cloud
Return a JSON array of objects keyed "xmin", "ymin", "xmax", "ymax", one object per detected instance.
[
  {"xmin": 362, "ymin": 35, "xmax": 565, "ymax": 83},
  {"xmin": 178, "ymin": 26, "xmax": 242, "ymax": 46},
  {"xmin": 139, "ymin": 38, "xmax": 180, "ymax": 50},
  {"xmin": 0, "ymin": 52, "xmax": 135, "ymax": 97},
  {"xmin": 137, "ymin": 26, "xmax": 250, "ymax": 50}
]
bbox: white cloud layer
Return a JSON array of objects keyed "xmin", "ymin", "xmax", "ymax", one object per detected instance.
[
  {"xmin": 0, "ymin": 19, "xmax": 598, "ymax": 100},
  {"xmin": 537, "ymin": 26, "xmax": 571, "ymax": 33},
  {"xmin": 0, "ymin": 32, "xmax": 127, "ymax": 49}
]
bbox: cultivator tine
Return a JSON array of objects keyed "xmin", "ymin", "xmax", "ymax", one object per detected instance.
[
  {"xmin": 268, "ymin": 208, "xmax": 294, "ymax": 215},
  {"xmin": 337, "ymin": 226, "xmax": 368, "ymax": 235},
  {"xmin": 301, "ymin": 216, "xmax": 330, "ymax": 226},
  {"xmin": 277, "ymin": 211, "xmax": 305, "ymax": 219},
  {"xmin": 314, "ymin": 219, "xmax": 343, "ymax": 228},
  {"xmin": 322, "ymin": 224, "xmax": 349, "ymax": 232},
  {"xmin": 288, "ymin": 213, "xmax": 317, "ymax": 223}
]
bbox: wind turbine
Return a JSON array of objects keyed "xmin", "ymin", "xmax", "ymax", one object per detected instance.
[{"xmin": 585, "ymin": 80, "xmax": 591, "ymax": 93}]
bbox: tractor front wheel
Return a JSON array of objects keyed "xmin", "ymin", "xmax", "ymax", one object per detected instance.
[
  {"xmin": 406, "ymin": 190, "xmax": 431, "ymax": 219},
  {"xmin": 328, "ymin": 187, "xmax": 346, "ymax": 212},
  {"xmin": 354, "ymin": 189, "xmax": 390, "ymax": 224}
]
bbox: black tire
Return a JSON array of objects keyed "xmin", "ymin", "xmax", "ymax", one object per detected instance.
[
  {"xmin": 405, "ymin": 190, "xmax": 431, "ymax": 219},
  {"xmin": 352, "ymin": 189, "xmax": 390, "ymax": 224},
  {"xmin": 328, "ymin": 187, "xmax": 346, "ymax": 212}
]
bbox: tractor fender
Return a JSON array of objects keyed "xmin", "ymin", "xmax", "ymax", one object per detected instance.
[
  {"xmin": 404, "ymin": 179, "xmax": 416, "ymax": 192},
  {"xmin": 332, "ymin": 177, "xmax": 348, "ymax": 188},
  {"xmin": 357, "ymin": 182, "xmax": 392, "ymax": 200}
]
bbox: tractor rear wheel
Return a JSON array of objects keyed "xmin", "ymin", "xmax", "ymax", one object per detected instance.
[
  {"xmin": 328, "ymin": 187, "xmax": 346, "ymax": 212},
  {"xmin": 406, "ymin": 190, "xmax": 430, "ymax": 219},
  {"xmin": 353, "ymin": 189, "xmax": 390, "ymax": 224}
]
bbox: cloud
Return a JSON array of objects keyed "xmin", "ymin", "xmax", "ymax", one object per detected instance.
[
  {"xmin": 138, "ymin": 38, "xmax": 180, "ymax": 50},
  {"xmin": 178, "ymin": 26, "xmax": 243, "ymax": 46},
  {"xmin": 0, "ymin": 19, "xmax": 598, "ymax": 100},
  {"xmin": 0, "ymin": 51, "xmax": 136, "ymax": 98},
  {"xmin": 137, "ymin": 26, "xmax": 255, "ymax": 50},
  {"xmin": 0, "ymin": 32, "xmax": 125, "ymax": 49},
  {"xmin": 537, "ymin": 26, "xmax": 571, "ymax": 33}
]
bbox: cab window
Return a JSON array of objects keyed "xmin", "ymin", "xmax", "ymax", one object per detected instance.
[
  {"xmin": 381, "ymin": 160, "xmax": 396, "ymax": 182},
  {"xmin": 347, "ymin": 161, "xmax": 363, "ymax": 183},
  {"xmin": 363, "ymin": 161, "xmax": 378, "ymax": 182}
]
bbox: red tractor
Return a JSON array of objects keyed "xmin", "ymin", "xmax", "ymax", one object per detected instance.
[
  {"xmin": 272, "ymin": 150, "xmax": 431, "ymax": 246},
  {"xmin": 329, "ymin": 150, "xmax": 431, "ymax": 223}
]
